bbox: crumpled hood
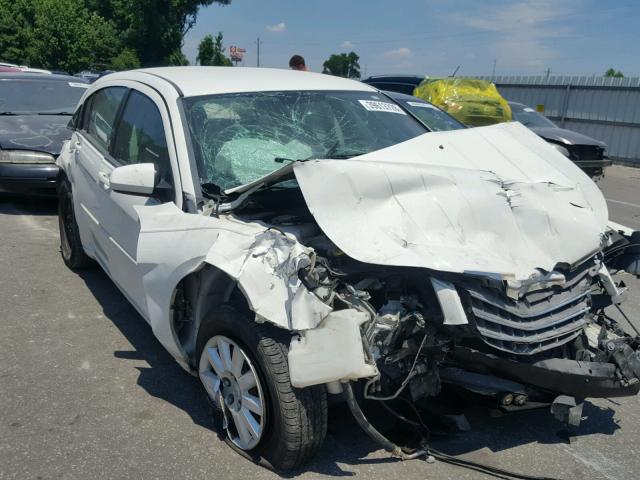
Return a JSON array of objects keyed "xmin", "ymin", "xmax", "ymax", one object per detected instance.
[
  {"xmin": 293, "ymin": 122, "xmax": 608, "ymax": 281},
  {"xmin": 0, "ymin": 115, "xmax": 72, "ymax": 155},
  {"xmin": 530, "ymin": 126, "xmax": 606, "ymax": 148}
]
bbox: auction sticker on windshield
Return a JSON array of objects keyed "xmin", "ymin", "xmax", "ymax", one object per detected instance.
[{"xmin": 358, "ymin": 100, "xmax": 406, "ymax": 114}]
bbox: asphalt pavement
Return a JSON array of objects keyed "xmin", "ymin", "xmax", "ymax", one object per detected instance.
[{"xmin": 1, "ymin": 165, "xmax": 640, "ymax": 480}]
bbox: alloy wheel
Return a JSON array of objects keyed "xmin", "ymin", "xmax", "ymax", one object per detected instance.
[{"xmin": 199, "ymin": 335, "xmax": 266, "ymax": 450}]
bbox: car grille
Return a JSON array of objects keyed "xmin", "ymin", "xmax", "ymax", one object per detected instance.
[{"xmin": 462, "ymin": 259, "xmax": 597, "ymax": 355}]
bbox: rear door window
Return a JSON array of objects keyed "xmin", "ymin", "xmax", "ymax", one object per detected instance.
[{"xmin": 84, "ymin": 87, "xmax": 127, "ymax": 152}]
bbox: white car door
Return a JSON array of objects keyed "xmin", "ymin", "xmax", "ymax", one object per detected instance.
[
  {"xmin": 75, "ymin": 83, "xmax": 180, "ymax": 319},
  {"xmin": 72, "ymin": 86, "xmax": 128, "ymax": 267}
]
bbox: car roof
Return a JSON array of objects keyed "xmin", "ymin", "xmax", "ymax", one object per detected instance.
[
  {"xmin": 364, "ymin": 74, "xmax": 425, "ymax": 80},
  {"xmin": 508, "ymin": 101, "xmax": 527, "ymax": 109},
  {"xmin": 0, "ymin": 72, "xmax": 86, "ymax": 82},
  {"xmin": 102, "ymin": 67, "xmax": 378, "ymax": 97},
  {"xmin": 363, "ymin": 75, "xmax": 425, "ymax": 83},
  {"xmin": 383, "ymin": 90, "xmax": 427, "ymax": 102}
]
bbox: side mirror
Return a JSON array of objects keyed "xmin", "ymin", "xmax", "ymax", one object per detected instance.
[{"xmin": 110, "ymin": 163, "xmax": 156, "ymax": 195}]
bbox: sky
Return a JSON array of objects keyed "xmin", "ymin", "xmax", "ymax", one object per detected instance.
[{"xmin": 184, "ymin": 0, "xmax": 640, "ymax": 78}]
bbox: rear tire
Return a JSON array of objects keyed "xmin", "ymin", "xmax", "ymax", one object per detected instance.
[
  {"xmin": 57, "ymin": 176, "xmax": 93, "ymax": 269},
  {"xmin": 196, "ymin": 305, "xmax": 327, "ymax": 471}
]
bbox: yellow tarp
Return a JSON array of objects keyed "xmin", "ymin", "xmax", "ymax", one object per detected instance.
[{"xmin": 413, "ymin": 78, "xmax": 512, "ymax": 126}]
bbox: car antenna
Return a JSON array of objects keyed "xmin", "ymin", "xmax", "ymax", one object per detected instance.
[{"xmin": 449, "ymin": 65, "xmax": 460, "ymax": 77}]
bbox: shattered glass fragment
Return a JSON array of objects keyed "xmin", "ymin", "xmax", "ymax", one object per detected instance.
[{"xmin": 216, "ymin": 138, "xmax": 312, "ymax": 188}]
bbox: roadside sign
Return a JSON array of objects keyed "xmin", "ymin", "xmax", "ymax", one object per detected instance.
[{"xmin": 229, "ymin": 45, "xmax": 246, "ymax": 62}]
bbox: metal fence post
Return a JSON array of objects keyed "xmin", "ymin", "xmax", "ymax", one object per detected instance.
[{"xmin": 560, "ymin": 84, "xmax": 571, "ymax": 128}]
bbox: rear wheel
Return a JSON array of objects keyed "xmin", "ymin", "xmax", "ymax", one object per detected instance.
[
  {"xmin": 57, "ymin": 177, "xmax": 93, "ymax": 269},
  {"xmin": 197, "ymin": 306, "xmax": 327, "ymax": 471}
]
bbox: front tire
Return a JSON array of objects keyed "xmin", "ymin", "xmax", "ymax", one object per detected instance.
[
  {"xmin": 196, "ymin": 306, "xmax": 327, "ymax": 471},
  {"xmin": 57, "ymin": 176, "xmax": 93, "ymax": 269}
]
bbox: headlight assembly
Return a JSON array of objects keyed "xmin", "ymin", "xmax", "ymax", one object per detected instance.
[{"xmin": 0, "ymin": 150, "xmax": 55, "ymax": 164}]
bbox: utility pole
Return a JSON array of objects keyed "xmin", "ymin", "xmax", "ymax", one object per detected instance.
[
  {"xmin": 492, "ymin": 59, "xmax": 497, "ymax": 77},
  {"xmin": 256, "ymin": 37, "xmax": 261, "ymax": 68}
]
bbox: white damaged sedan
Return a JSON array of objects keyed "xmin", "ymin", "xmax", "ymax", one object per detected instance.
[{"xmin": 57, "ymin": 67, "xmax": 640, "ymax": 471}]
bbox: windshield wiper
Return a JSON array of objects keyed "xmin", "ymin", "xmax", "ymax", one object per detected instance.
[
  {"xmin": 274, "ymin": 157, "xmax": 297, "ymax": 164},
  {"xmin": 274, "ymin": 153, "xmax": 315, "ymax": 164},
  {"xmin": 330, "ymin": 152, "xmax": 367, "ymax": 159},
  {"xmin": 37, "ymin": 112, "xmax": 73, "ymax": 116},
  {"xmin": 325, "ymin": 141, "xmax": 367, "ymax": 159},
  {"xmin": 0, "ymin": 112, "xmax": 18, "ymax": 115}
]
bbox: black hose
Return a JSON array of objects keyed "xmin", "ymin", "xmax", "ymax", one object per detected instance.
[
  {"xmin": 345, "ymin": 380, "xmax": 562, "ymax": 480},
  {"xmin": 344, "ymin": 381, "xmax": 403, "ymax": 455},
  {"xmin": 615, "ymin": 303, "xmax": 640, "ymax": 337},
  {"xmin": 428, "ymin": 448, "xmax": 561, "ymax": 480}
]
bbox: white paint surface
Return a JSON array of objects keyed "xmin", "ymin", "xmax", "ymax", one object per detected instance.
[
  {"xmin": 288, "ymin": 309, "xmax": 378, "ymax": 388},
  {"xmin": 58, "ymin": 69, "xmax": 622, "ymax": 376},
  {"xmin": 294, "ymin": 122, "xmax": 608, "ymax": 281}
]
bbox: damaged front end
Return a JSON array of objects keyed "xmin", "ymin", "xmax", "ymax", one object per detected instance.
[
  {"xmin": 211, "ymin": 122, "xmax": 640, "ymax": 447},
  {"xmin": 288, "ymin": 242, "xmax": 640, "ymax": 421},
  {"xmin": 226, "ymin": 197, "xmax": 640, "ymax": 435}
]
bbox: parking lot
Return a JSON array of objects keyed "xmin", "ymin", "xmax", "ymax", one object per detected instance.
[{"xmin": 0, "ymin": 165, "xmax": 638, "ymax": 480}]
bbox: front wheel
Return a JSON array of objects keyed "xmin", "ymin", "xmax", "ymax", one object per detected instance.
[
  {"xmin": 197, "ymin": 306, "xmax": 327, "ymax": 471},
  {"xmin": 57, "ymin": 177, "xmax": 93, "ymax": 269}
]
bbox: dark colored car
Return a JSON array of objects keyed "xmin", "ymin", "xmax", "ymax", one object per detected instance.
[
  {"xmin": 509, "ymin": 102, "xmax": 610, "ymax": 179},
  {"xmin": 383, "ymin": 90, "xmax": 465, "ymax": 131},
  {"xmin": 364, "ymin": 75, "xmax": 612, "ymax": 179},
  {"xmin": 362, "ymin": 74, "xmax": 424, "ymax": 95},
  {"xmin": 0, "ymin": 73, "xmax": 88, "ymax": 196}
]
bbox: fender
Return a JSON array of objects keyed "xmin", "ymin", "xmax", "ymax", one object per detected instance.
[{"xmin": 134, "ymin": 202, "xmax": 333, "ymax": 369}]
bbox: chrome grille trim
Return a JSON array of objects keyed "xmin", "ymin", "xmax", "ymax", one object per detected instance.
[{"xmin": 462, "ymin": 258, "xmax": 597, "ymax": 355}]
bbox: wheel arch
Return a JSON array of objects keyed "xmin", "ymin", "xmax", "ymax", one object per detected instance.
[
  {"xmin": 170, "ymin": 262, "xmax": 252, "ymax": 369},
  {"xmin": 56, "ymin": 166, "xmax": 69, "ymax": 190}
]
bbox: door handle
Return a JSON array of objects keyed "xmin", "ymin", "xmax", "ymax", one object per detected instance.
[{"xmin": 98, "ymin": 171, "xmax": 110, "ymax": 188}]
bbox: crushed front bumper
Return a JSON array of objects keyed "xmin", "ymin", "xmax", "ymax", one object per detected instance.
[{"xmin": 452, "ymin": 346, "xmax": 640, "ymax": 399}]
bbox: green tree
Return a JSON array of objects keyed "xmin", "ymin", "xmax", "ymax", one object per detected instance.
[
  {"xmin": 84, "ymin": 0, "xmax": 231, "ymax": 66},
  {"xmin": 28, "ymin": 0, "xmax": 119, "ymax": 72},
  {"xmin": 0, "ymin": 0, "xmax": 35, "ymax": 65},
  {"xmin": 0, "ymin": 0, "xmax": 120, "ymax": 72},
  {"xmin": 197, "ymin": 35, "xmax": 215, "ymax": 65},
  {"xmin": 167, "ymin": 49, "xmax": 190, "ymax": 66},
  {"xmin": 111, "ymin": 48, "xmax": 141, "ymax": 70},
  {"xmin": 197, "ymin": 33, "xmax": 232, "ymax": 66},
  {"xmin": 322, "ymin": 52, "xmax": 360, "ymax": 79},
  {"xmin": 0, "ymin": 0, "xmax": 230, "ymax": 71},
  {"xmin": 604, "ymin": 68, "xmax": 624, "ymax": 78}
]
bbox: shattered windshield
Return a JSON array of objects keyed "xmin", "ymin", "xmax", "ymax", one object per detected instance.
[{"xmin": 182, "ymin": 90, "xmax": 426, "ymax": 191}]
